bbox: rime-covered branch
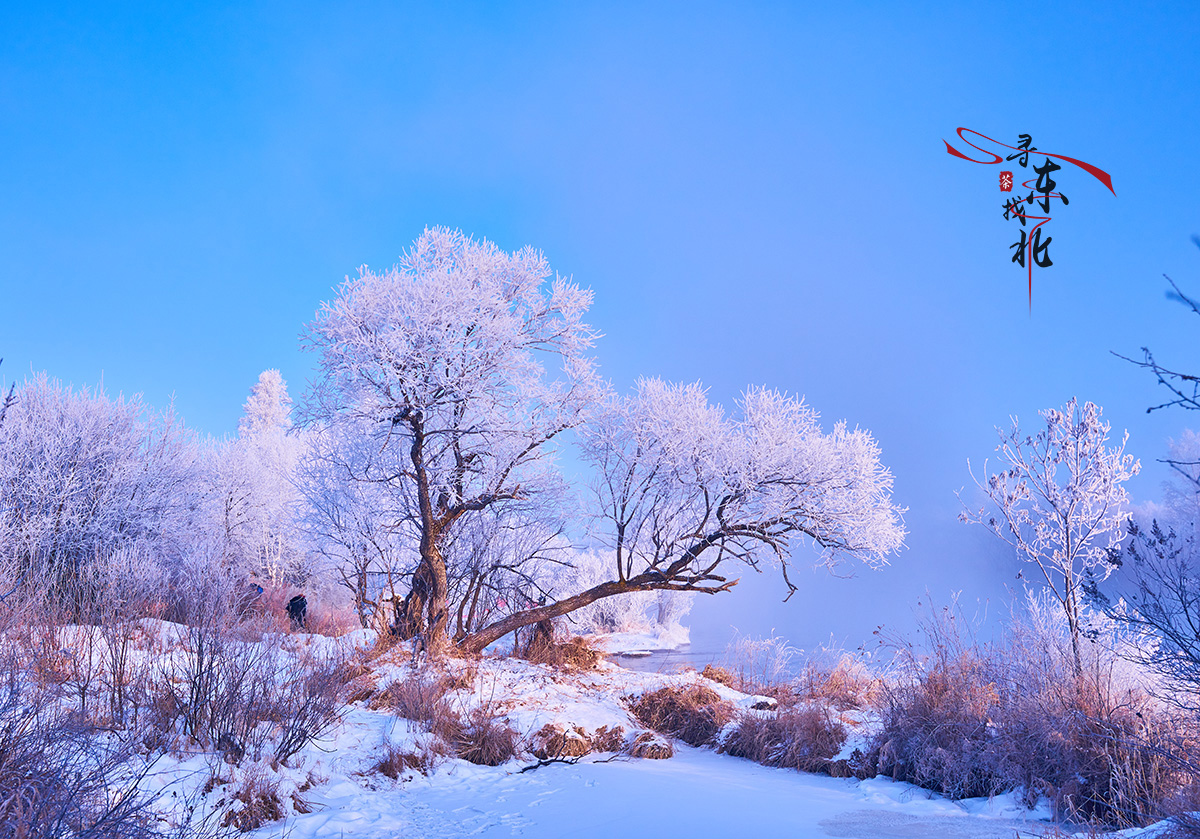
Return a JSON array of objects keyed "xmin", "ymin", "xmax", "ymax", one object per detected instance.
[
  {"xmin": 459, "ymin": 379, "xmax": 906, "ymax": 654},
  {"xmin": 961, "ymin": 399, "xmax": 1139, "ymax": 675}
]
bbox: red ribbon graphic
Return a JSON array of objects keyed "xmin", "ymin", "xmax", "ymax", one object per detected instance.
[{"xmin": 943, "ymin": 128, "xmax": 1114, "ymax": 195}]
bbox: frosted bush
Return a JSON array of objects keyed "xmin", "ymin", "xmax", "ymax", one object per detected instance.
[{"xmin": 721, "ymin": 631, "xmax": 800, "ymax": 694}]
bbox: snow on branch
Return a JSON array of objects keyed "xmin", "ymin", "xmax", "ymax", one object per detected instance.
[{"xmin": 581, "ymin": 378, "xmax": 906, "ymax": 600}]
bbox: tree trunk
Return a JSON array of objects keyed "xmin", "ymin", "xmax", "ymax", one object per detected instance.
[
  {"xmin": 457, "ymin": 571, "xmax": 734, "ymax": 655},
  {"xmin": 424, "ymin": 547, "xmax": 451, "ymax": 655},
  {"xmin": 1066, "ymin": 610, "xmax": 1083, "ymax": 678},
  {"xmin": 1065, "ymin": 578, "xmax": 1084, "ymax": 678},
  {"xmin": 404, "ymin": 412, "xmax": 453, "ymax": 654},
  {"xmin": 395, "ymin": 563, "xmax": 430, "ymax": 640},
  {"xmin": 457, "ymin": 579, "xmax": 635, "ymax": 654}
]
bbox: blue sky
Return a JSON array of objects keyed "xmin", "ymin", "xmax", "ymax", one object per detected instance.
[{"xmin": 3, "ymin": 2, "xmax": 1199, "ymax": 650}]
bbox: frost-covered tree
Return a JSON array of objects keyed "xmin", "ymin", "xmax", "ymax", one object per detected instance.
[
  {"xmin": 962, "ymin": 398, "xmax": 1140, "ymax": 675},
  {"xmin": 458, "ymin": 379, "xmax": 907, "ymax": 654},
  {"xmin": 0, "ymin": 374, "xmax": 201, "ymax": 610},
  {"xmin": 207, "ymin": 370, "xmax": 308, "ymax": 585},
  {"xmin": 301, "ymin": 227, "xmax": 600, "ymax": 653},
  {"xmin": 301, "ymin": 421, "xmax": 575, "ymax": 633},
  {"xmin": 1112, "ymin": 518, "xmax": 1200, "ymax": 711},
  {"xmin": 1117, "ymin": 239, "xmax": 1200, "ymax": 484},
  {"xmin": 239, "ymin": 368, "xmax": 293, "ymax": 438},
  {"xmin": 1102, "ymin": 432, "xmax": 1200, "ymax": 712},
  {"xmin": 298, "ymin": 423, "xmax": 413, "ymax": 628}
]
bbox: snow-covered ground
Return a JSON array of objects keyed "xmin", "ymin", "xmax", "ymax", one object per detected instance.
[
  {"xmin": 115, "ymin": 626, "xmax": 1174, "ymax": 839},
  {"xmin": 258, "ymin": 742, "xmax": 1060, "ymax": 839}
]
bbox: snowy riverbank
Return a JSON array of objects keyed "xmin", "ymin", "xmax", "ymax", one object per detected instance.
[{"xmin": 128, "ymin": 628, "xmax": 1179, "ymax": 839}]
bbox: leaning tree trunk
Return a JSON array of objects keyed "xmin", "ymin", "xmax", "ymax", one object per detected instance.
[
  {"xmin": 457, "ymin": 570, "xmax": 736, "ymax": 655},
  {"xmin": 457, "ymin": 579, "xmax": 638, "ymax": 654}
]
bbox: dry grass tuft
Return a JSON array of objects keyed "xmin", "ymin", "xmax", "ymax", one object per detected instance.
[
  {"xmin": 440, "ymin": 663, "xmax": 479, "ymax": 692},
  {"xmin": 373, "ymin": 743, "xmax": 427, "ymax": 779},
  {"xmin": 626, "ymin": 731, "xmax": 673, "ymax": 759},
  {"xmin": 531, "ymin": 723, "xmax": 592, "ymax": 759},
  {"xmin": 628, "ymin": 684, "xmax": 736, "ymax": 747},
  {"xmin": 754, "ymin": 682, "xmax": 802, "ymax": 709},
  {"xmin": 796, "ymin": 655, "xmax": 879, "ymax": 711},
  {"xmin": 220, "ymin": 769, "xmax": 284, "ymax": 833},
  {"xmin": 375, "ymin": 671, "xmax": 518, "ymax": 767},
  {"xmin": 375, "ymin": 676, "xmax": 453, "ymax": 723},
  {"xmin": 591, "ymin": 725, "xmax": 626, "ymax": 753},
  {"xmin": 721, "ymin": 705, "xmax": 847, "ymax": 773},
  {"xmin": 345, "ymin": 678, "xmax": 378, "ymax": 706},
  {"xmin": 701, "ymin": 664, "xmax": 735, "ymax": 687},
  {"xmin": 364, "ymin": 625, "xmax": 407, "ymax": 661},
  {"xmin": 446, "ymin": 708, "xmax": 519, "ymax": 766},
  {"xmin": 522, "ymin": 634, "xmax": 603, "ymax": 670}
]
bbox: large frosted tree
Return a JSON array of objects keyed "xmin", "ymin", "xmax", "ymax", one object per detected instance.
[
  {"xmin": 304, "ymin": 228, "xmax": 906, "ymax": 656},
  {"xmin": 302, "ymin": 227, "xmax": 600, "ymax": 653}
]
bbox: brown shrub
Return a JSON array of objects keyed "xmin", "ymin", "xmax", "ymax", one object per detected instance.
[
  {"xmin": 591, "ymin": 725, "xmax": 626, "ymax": 752},
  {"xmin": 626, "ymin": 731, "xmax": 673, "ymax": 759},
  {"xmin": 522, "ymin": 634, "xmax": 603, "ymax": 670},
  {"xmin": 531, "ymin": 723, "xmax": 592, "ymax": 759},
  {"xmin": 721, "ymin": 705, "xmax": 847, "ymax": 773},
  {"xmin": 376, "ymin": 676, "xmax": 453, "ymax": 724},
  {"xmin": 701, "ymin": 664, "xmax": 734, "ymax": 687},
  {"xmin": 0, "ymin": 666, "xmax": 156, "ymax": 839},
  {"xmin": 373, "ymin": 743, "xmax": 427, "ymax": 779},
  {"xmin": 220, "ymin": 769, "xmax": 284, "ymax": 833},
  {"xmin": 272, "ymin": 655, "xmax": 355, "ymax": 763},
  {"xmin": 364, "ymin": 625, "xmax": 406, "ymax": 661},
  {"xmin": 865, "ymin": 629, "xmax": 1196, "ymax": 828},
  {"xmin": 240, "ymin": 585, "xmax": 292, "ymax": 634},
  {"xmin": 797, "ymin": 655, "xmax": 879, "ymax": 711},
  {"xmin": 993, "ymin": 686, "xmax": 1191, "ymax": 826},
  {"xmin": 867, "ymin": 650, "xmax": 1002, "ymax": 800},
  {"xmin": 378, "ymin": 672, "xmax": 517, "ymax": 767},
  {"xmin": 628, "ymin": 684, "xmax": 736, "ymax": 747},
  {"xmin": 139, "ymin": 681, "xmax": 184, "ymax": 752},
  {"xmin": 306, "ymin": 603, "xmax": 359, "ymax": 638}
]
